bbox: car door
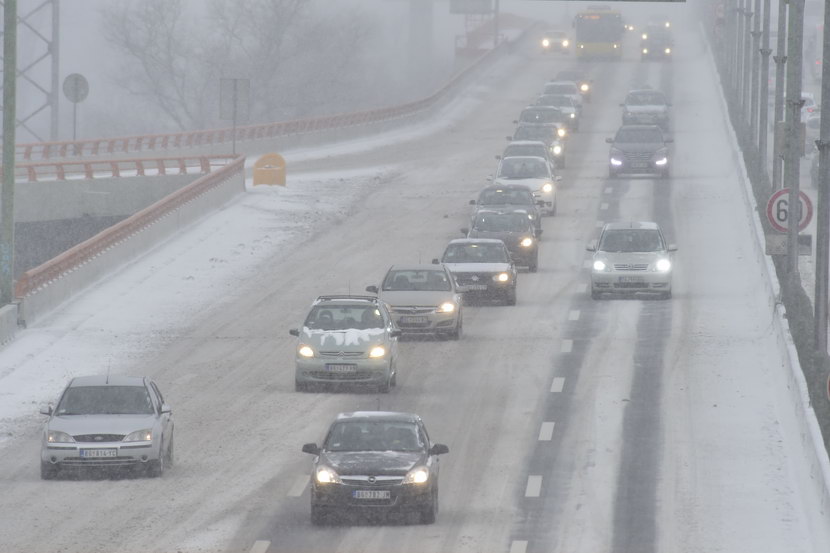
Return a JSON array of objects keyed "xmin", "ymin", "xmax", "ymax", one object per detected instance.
[{"xmin": 149, "ymin": 381, "xmax": 173, "ymax": 444}]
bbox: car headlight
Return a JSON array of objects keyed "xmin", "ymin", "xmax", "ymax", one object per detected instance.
[
  {"xmin": 613, "ymin": 44, "xmax": 618, "ymax": 49},
  {"xmin": 542, "ymin": 183, "xmax": 553, "ymax": 193},
  {"xmin": 298, "ymin": 345, "xmax": 315, "ymax": 358},
  {"xmin": 593, "ymin": 260, "xmax": 607, "ymax": 271},
  {"xmin": 642, "ymin": 33, "xmax": 648, "ymax": 40},
  {"xmin": 665, "ymin": 22, "xmax": 671, "ymax": 28},
  {"xmin": 562, "ymin": 39, "xmax": 570, "ymax": 47},
  {"xmin": 557, "ymin": 128, "xmax": 566, "ymax": 138},
  {"xmin": 124, "ymin": 429, "xmax": 153, "ymax": 442},
  {"xmin": 655, "ymin": 157, "xmax": 668, "ymax": 166},
  {"xmin": 569, "ymin": 113, "xmax": 575, "ymax": 119},
  {"xmin": 520, "ymin": 237, "xmax": 534, "ymax": 248},
  {"xmin": 437, "ymin": 302, "xmax": 456, "ymax": 313},
  {"xmin": 610, "ymin": 157, "xmax": 623, "ymax": 166},
  {"xmin": 403, "ymin": 466, "xmax": 430, "ymax": 485},
  {"xmin": 47, "ymin": 430, "xmax": 75, "ymax": 443},
  {"xmin": 552, "ymin": 145, "xmax": 563, "ymax": 155},
  {"xmin": 542, "ymin": 38, "xmax": 550, "ymax": 47},
  {"xmin": 369, "ymin": 346, "xmax": 386, "ymax": 358},
  {"xmin": 643, "ymin": 48, "xmax": 649, "ymax": 54},
  {"xmin": 494, "ymin": 272, "xmax": 510, "ymax": 282},
  {"xmin": 655, "ymin": 258, "xmax": 672, "ymax": 272},
  {"xmin": 580, "ymin": 83, "xmax": 589, "ymax": 92},
  {"xmin": 316, "ymin": 466, "xmax": 341, "ymax": 484},
  {"xmin": 665, "ymin": 48, "xmax": 672, "ymax": 54}
]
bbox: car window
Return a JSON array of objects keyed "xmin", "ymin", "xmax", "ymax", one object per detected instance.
[
  {"xmin": 514, "ymin": 126, "xmax": 555, "ymax": 142},
  {"xmin": 56, "ymin": 385, "xmax": 155, "ymax": 416},
  {"xmin": 382, "ymin": 270, "xmax": 452, "ymax": 292},
  {"xmin": 305, "ymin": 305, "xmax": 384, "ymax": 330},
  {"xmin": 536, "ymin": 95, "xmax": 573, "ymax": 108},
  {"xmin": 479, "ymin": 187, "xmax": 534, "ymax": 206},
  {"xmin": 498, "ymin": 158, "xmax": 549, "ymax": 179},
  {"xmin": 626, "ymin": 92, "xmax": 667, "ymax": 106},
  {"xmin": 615, "ymin": 127, "xmax": 664, "ymax": 143},
  {"xmin": 442, "ymin": 242, "xmax": 510, "ymax": 263},
  {"xmin": 324, "ymin": 421, "xmax": 426, "ymax": 452},
  {"xmin": 473, "ymin": 212, "xmax": 531, "ymax": 233},
  {"xmin": 519, "ymin": 108, "xmax": 562, "ymax": 124},
  {"xmin": 504, "ymin": 145, "xmax": 546, "ymax": 158},
  {"xmin": 599, "ymin": 229, "xmax": 665, "ymax": 252}
]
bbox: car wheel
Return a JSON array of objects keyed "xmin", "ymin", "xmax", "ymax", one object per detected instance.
[
  {"xmin": 377, "ymin": 374, "xmax": 391, "ymax": 393},
  {"xmin": 147, "ymin": 439, "xmax": 165, "ymax": 478},
  {"xmin": 40, "ymin": 461, "xmax": 57, "ymax": 480},
  {"xmin": 165, "ymin": 433, "xmax": 175, "ymax": 468},
  {"xmin": 311, "ymin": 505, "xmax": 328, "ymax": 526},
  {"xmin": 505, "ymin": 287, "xmax": 517, "ymax": 306},
  {"xmin": 390, "ymin": 363, "xmax": 397, "ymax": 387},
  {"xmin": 528, "ymin": 257, "xmax": 539, "ymax": 273},
  {"xmin": 295, "ymin": 380, "xmax": 310, "ymax": 392},
  {"xmin": 420, "ymin": 490, "xmax": 438, "ymax": 524},
  {"xmin": 448, "ymin": 315, "xmax": 463, "ymax": 340}
]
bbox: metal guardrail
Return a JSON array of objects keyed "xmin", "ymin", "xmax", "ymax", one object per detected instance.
[{"xmin": 13, "ymin": 155, "xmax": 237, "ymax": 182}]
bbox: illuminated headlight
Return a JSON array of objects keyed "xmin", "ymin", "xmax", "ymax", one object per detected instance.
[
  {"xmin": 542, "ymin": 38, "xmax": 550, "ymax": 47},
  {"xmin": 552, "ymin": 145, "xmax": 563, "ymax": 155},
  {"xmin": 298, "ymin": 345, "xmax": 315, "ymax": 358},
  {"xmin": 593, "ymin": 260, "xmax": 607, "ymax": 271},
  {"xmin": 494, "ymin": 272, "xmax": 510, "ymax": 282},
  {"xmin": 642, "ymin": 33, "xmax": 648, "ymax": 40},
  {"xmin": 47, "ymin": 430, "xmax": 75, "ymax": 443},
  {"xmin": 655, "ymin": 258, "xmax": 672, "ymax": 272},
  {"xmin": 562, "ymin": 39, "xmax": 570, "ymax": 47},
  {"xmin": 579, "ymin": 44, "xmax": 584, "ymax": 49},
  {"xmin": 316, "ymin": 466, "xmax": 341, "ymax": 484},
  {"xmin": 520, "ymin": 237, "xmax": 534, "ymax": 248},
  {"xmin": 665, "ymin": 22, "xmax": 671, "ymax": 28},
  {"xmin": 403, "ymin": 466, "xmax": 430, "ymax": 485},
  {"xmin": 569, "ymin": 113, "xmax": 576, "ymax": 119},
  {"xmin": 580, "ymin": 83, "xmax": 590, "ymax": 92},
  {"xmin": 557, "ymin": 128, "xmax": 566, "ymax": 138},
  {"xmin": 437, "ymin": 302, "xmax": 456, "ymax": 313},
  {"xmin": 124, "ymin": 429, "xmax": 153, "ymax": 442},
  {"xmin": 542, "ymin": 182, "xmax": 553, "ymax": 193},
  {"xmin": 610, "ymin": 157, "xmax": 623, "ymax": 166},
  {"xmin": 665, "ymin": 48, "xmax": 672, "ymax": 55},
  {"xmin": 655, "ymin": 157, "xmax": 668, "ymax": 166},
  {"xmin": 643, "ymin": 48, "xmax": 649, "ymax": 54},
  {"xmin": 613, "ymin": 44, "xmax": 618, "ymax": 49},
  {"xmin": 368, "ymin": 346, "xmax": 386, "ymax": 358}
]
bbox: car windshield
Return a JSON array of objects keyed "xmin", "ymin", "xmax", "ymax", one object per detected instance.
[
  {"xmin": 519, "ymin": 108, "xmax": 563, "ymax": 124},
  {"xmin": 382, "ymin": 270, "xmax": 452, "ymax": 291},
  {"xmin": 599, "ymin": 229, "xmax": 665, "ymax": 252},
  {"xmin": 478, "ymin": 187, "xmax": 534, "ymax": 206},
  {"xmin": 443, "ymin": 243, "xmax": 509, "ymax": 263},
  {"xmin": 626, "ymin": 92, "xmax": 667, "ymax": 106},
  {"xmin": 305, "ymin": 305, "xmax": 383, "ymax": 331},
  {"xmin": 56, "ymin": 385, "xmax": 154, "ymax": 416},
  {"xmin": 473, "ymin": 212, "xmax": 531, "ymax": 233},
  {"xmin": 498, "ymin": 158, "xmax": 549, "ymax": 179},
  {"xmin": 325, "ymin": 421, "xmax": 425, "ymax": 452},
  {"xmin": 536, "ymin": 95, "xmax": 573, "ymax": 108},
  {"xmin": 615, "ymin": 127, "xmax": 664, "ymax": 143},
  {"xmin": 543, "ymin": 83, "xmax": 577, "ymax": 95},
  {"xmin": 514, "ymin": 126, "xmax": 555, "ymax": 142},
  {"xmin": 504, "ymin": 145, "xmax": 546, "ymax": 158}
]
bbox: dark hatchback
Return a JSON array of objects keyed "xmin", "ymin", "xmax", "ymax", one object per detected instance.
[
  {"xmin": 464, "ymin": 209, "xmax": 540, "ymax": 272},
  {"xmin": 470, "ymin": 184, "xmax": 544, "ymax": 236},
  {"xmin": 606, "ymin": 125, "xmax": 673, "ymax": 178},
  {"xmin": 302, "ymin": 411, "xmax": 449, "ymax": 525}
]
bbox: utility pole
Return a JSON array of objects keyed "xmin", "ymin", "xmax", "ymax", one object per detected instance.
[
  {"xmin": 742, "ymin": 0, "xmax": 753, "ymax": 128},
  {"xmin": 736, "ymin": 0, "xmax": 746, "ymax": 109},
  {"xmin": 772, "ymin": 0, "xmax": 787, "ymax": 190},
  {"xmin": 1, "ymin": 0, "xmax": 16, "ymax": 305},
  {"xmin": 494, "ymin": 0, "xmax": 500, "ymax": 49},
  {"xmin": 784, "ymin": 0, "xmax": 804, "ymax": 276},
  {"xmin": 749, "ymin": 0, "xmax": 761, "ymax": 145},
  {"xmin": 814, "ymin": 0, "xmax": 830, "ymax": 352},
  {"xmin": 758, "ymin": 0, "xmax": 772, "ymax": 173}
]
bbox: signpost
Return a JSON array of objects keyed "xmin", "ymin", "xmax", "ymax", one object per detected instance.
[
  {"xmin": 62, "ymin": 73, "xmax": 88, "ymax": 142},
  {"xmin": 219, "ymin": 78, "xmax": 250, "ymax": 156},
  {"xmin": 766, "ymin": 187, "xmax": 813, "ymax": 233}
]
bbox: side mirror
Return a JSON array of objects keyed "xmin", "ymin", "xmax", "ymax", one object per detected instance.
[
  {"xmin": 665, "ymin": 138, "xmax": 674, "ymax": 143},
  {"xmin": 535, "ymin": 229, "xmax": 544, "ymax": 237},
  {"xmin": 430, "ymin": 443, "xmax": 450, "ymax": 455},
  {"xmin": 512, "ymin": 120, "xmax": 518, "ymax": 124},
  {"xmin": 302, "ymin": 443, "xmax": 320, "ymax": 455},
  {"xmin": 431, "ymin": 258, "xmax": 440, "ymax": 264},
  {"xmin": 586, "ymin": 243, "xmax": 596, "ymax": 252},
  {"xmin": 605, "ymin": 137, "xmax": 614, "ymax": 143},
  {"xmin": 39, "ymin": 405, "xmax": 52, "ymax": 416},
  {"xmin": 469, "ymin": 199, "xmax": 476, "ymax": 205},
  {"xmin": 505, "ymin": 136, "xmax": 513, "ymax": 142},
  {"xmin": 495, "ymin": 155, "xmax": 501, "ymax": 160},
  {"xmin": 555, "ymin": 175, "xmax": 563, "ymax": 181},
  {"xmin": 460, "ymin": 228, "xmax": 469, "ymax": 235},
  {"xmin": 366, "ymin": 285, "xmax": 379, "ymax": 294},
  {"xmin": 160, "ymin": 403, "xmax": 172, "ymax": 415},
  {"xmin": 289, "ymin": 328, "xmax": 299, "ymax": 337},
  {"xmin": 390, "ymin": 329, "xmax": 402, "ymax": 338},
  {"xmin": 487, "ymin": 175, "xmax": 494, "ymax": 181},
  {"xmin": 668, "ymin": 244, "xmax": 678, "ymax": 252}
]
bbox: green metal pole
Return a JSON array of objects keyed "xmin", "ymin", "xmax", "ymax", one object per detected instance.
[{"xmin": 1, "ymin": 0, "xmax": 17, "ymax": 305}]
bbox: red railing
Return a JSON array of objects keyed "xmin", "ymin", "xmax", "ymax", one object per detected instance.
[{"xmin": 13, "ymin": 155, "xmax": 237, "ymax": 183}]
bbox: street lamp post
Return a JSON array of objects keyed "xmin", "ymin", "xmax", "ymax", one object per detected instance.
[
  {"xmin": 1, "ymin": 0, "xmax": 17, "ymax": 306},
  {"xmin": 772, "ymin": 0, "xmax": 788, "ymax": 190}
]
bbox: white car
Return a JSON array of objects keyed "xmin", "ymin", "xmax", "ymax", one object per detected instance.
[
  {"xmin": 542, "ymin": 81, "xmax": 583, "ymax": 113},
  {"xmin": 493, "ymin": 155, "xmax": 558, "ymax": 216}
]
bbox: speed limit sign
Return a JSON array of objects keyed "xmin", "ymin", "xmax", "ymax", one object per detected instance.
[{"xmin": 766, "ymin": 188, "xmax": 813, "ymax": 233}]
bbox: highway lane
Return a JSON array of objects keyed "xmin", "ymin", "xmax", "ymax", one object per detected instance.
[{"xmin": 1, "ymin": 12, "xmax": 829, "ymax": 553}]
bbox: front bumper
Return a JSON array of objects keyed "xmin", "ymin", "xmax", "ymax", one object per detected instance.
[
  {"xmin": 591, "ymin": 271, "xmax": 672, "ymax": 294},
  {"xmin": 295, "ymin": 356, "xmax": 391, "ymax": 385},
  {"xmin": 311, "ymin": 479, "xmax": 434, "ymax": 512},
  {"xmin": 453, "ymin": 272, "xmax": 515, "ymax": 297},
  {"xmin": 41, "ymin": 439, "xmax": 160, "ymax": 470},
  {"xmin": 609, "ymin": 157, "xmax": 668, "ymax": 176},
  {"xmin": 389, "ymin": 309, "xmax": 458, "ymax": 335}
]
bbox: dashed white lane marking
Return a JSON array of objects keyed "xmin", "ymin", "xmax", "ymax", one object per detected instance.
[
  {"xmin": 568, "ymin": 310, "xmax": 580, "ymax": 321},
  {"xmin": 600, "ymin": 202, "xmax": 609, "ymax": 210},
  {"xmin": 578, "ymin": 283, "xmax": 588, "ymax": 293},
  {"xmin": 287, "ymin": 475, "xmax": 309, "ymax": 497},
  {"xmin": 509, "ymin": 540, "xmax": 528, "ymax": 553},
  {"xmin": 583, "ymin": 259, "xmax": 592, "ymax": 269},
  {"xmin": 551, "ymin": 377, "xmax": 565, "ymax": 393},
  {"xmin": 539, "ymin": 422, "xmax": 555, "ymax": 441},
  {"xmin": 604, "ymin": 186, "xmax": 613, "ymax": 193},
  {"xmin": 595, "ymin": 220, "xmax": 604, "ymax": 228},
  {"xmin": 249, "ymin": 541, "xmax": 270, "ymax": 553},
  {"xmin": 561, "ymin": 339, "xmax": 573, "ymax": 353},
  {"xmin": 525, "ymin": 475, "xmax": 542, "ymax": 497}
]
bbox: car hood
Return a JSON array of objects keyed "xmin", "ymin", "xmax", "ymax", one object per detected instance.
[
  {"xmin": 595, "ymin": 251, "xmax": 664, "ymax": 265},
  {"xmin": 48, "ymin": 414, "xmax": 157, "ymax": 436},
  {"xmin": 321, "ymin": 450, "xmax": 424, "ymax": 476},
  {"xmin": 625, "ymin": 105, "xmax": 667, "ymax": 114},
  {"xmin": 301, "ymin": 327, "xmax": 386, "ymax": 350},
  {"xmin": 467, "ymin": 230, "xmax": 530, "ymax": 248},
  {"xmin": 611, "ymin": 142, "xmax": 666, "ymax": 154},
  {"xmin": 476, "ymin": 203, "xmax": 539, "ymax": 214},
  {"xmin": 494, "ymin": 178, "xmax": 551, "ymax": 191},
  {"xmin": 380, "ymin": 290, "xmax": 455, "ymax": 306},
  {"xmin": 444, "ymin": 262, "xmax": 511, "ymax": 274}
]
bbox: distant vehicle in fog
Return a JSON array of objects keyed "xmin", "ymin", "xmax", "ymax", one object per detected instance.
[{"xmin": 607, "ymin": 125, "xmax": 673, "ymax": 178}]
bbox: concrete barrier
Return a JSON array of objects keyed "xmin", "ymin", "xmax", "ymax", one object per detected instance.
[{"xmin": 0, "ymin": 304, "xmax": 18, "ymax": 345}]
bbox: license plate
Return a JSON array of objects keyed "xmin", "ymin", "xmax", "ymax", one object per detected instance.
[
  {"xmin": 632, "ymin": 162, "xmax": 648, "ymax": 168},
  {"xmin": 326, "ymin": 364, "xmax": 356, "ymax": 373},
  {"xmin": 400, "ymin": 316, "xmax": 427, "ymax": 324},
  {"xmin": 353, "ymin": 490, "xmax": 391, "ymax": 500},
  {"xmin": 80, "ymin": 448, "xmax": 117, "ymax": 458},
  {"xmin": 619, "ymin": 276, "xmax": 645, "ymax": 283},
  {"xmin": 466, "ymin": 284, "xmax": 488, "ymax": 290}
]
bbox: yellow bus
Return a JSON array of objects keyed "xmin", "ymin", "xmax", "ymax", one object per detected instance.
[{"xmin": 574, "ymin": 6, "xmax": 624, "ymax": 59}]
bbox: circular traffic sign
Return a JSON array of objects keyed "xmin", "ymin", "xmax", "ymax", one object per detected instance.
[
  {"xmin": 766, "ymin": 188, "xmax": 813, "ymax": 233},
  {"xmin": 62, "ymin": 73, "xmax": 89, "ymax": 104}
]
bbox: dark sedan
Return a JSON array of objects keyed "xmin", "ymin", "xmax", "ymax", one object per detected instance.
[
  {"xmin": 302, "ymin": 411, "xmax": 449, "ymax": 525},
  {"xmin": 607, "ymin": 125, "xmax": 673, "ymax": 178},
  {"xmin": 464, "ymin": 209, "xmax": 540, "ymax": 272},
  {"xmin": 470, "ymin": 184, "xmax": 544, "ymax": 236}
]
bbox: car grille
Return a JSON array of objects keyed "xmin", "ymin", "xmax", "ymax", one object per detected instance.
[
  {"xmin": 613, "ymin": 282, "xmax": 650, "ymax": 289},
  {"xmin": 391, "ymin": 306, "xmax": 434, "ymax": 314},
  {"xmin": 307, "ymin": 371, "xmax": 375, "ymax": 381},
  {"xmin": 341, "ymin": 475, "xmax": 405, "ymax": 486},
  {"xmin": 73, "ymin": 434, "xmax": 125, "ymax": 443},
  {"xmin": 59, "ymin": 457, "xmax": 140, "ymax": 467},
  {"xmin": 454, "ymin": 273, "xmax": 495, "ymax": 285},
  {"xmin": 319, "ymin": 351, "xmax": 364, "ymax": 358},
  {"xmin": 623, "ymin": 151, "xmax": 653, "ymax": 162},
  {"xmin": 613, "ymin": 264, "xmax": 649, "ymax": 271}
]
